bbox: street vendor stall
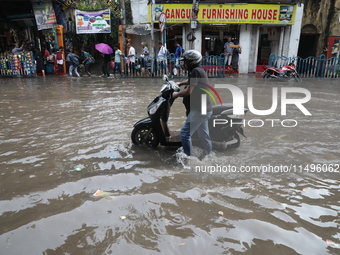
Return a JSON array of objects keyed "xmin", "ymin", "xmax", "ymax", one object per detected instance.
[{"xmin": 0, "ymin": 51, "xmax": 35, "ymax": 77}]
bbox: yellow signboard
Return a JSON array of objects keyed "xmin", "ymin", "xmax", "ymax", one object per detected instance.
[{"xmin": 150, "ymin": 4, "xmax": 296, "ymax": 25}]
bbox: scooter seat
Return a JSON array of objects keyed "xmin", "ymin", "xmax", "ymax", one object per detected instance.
[{"xmin": 212, "ymin": 103, "xmax": 233, "ymax": 115}]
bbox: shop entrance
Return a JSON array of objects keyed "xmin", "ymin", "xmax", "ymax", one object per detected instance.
[
  {"xmin": 202, "ymin": 25, "xmax": 240, "ymax": 57},
  {"xmin": 166, "ymin": 25, "xmax": 183, "ymax": 54},
  {"xmin": 257, "ymin": 26, "xmax": 282, "ymax": 71}
]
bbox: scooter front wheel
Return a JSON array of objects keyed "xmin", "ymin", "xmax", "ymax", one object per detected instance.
[
  {"xmin": 131, "ymin": 126, "xmax": 159, "ymax": 147},
  {"xmin": 263, "ymin": 72, "xmax": 272, "ymax": 81},
  {"xmin": 294, "ymin": 74, "xmax": 302, "ymax": 82}
]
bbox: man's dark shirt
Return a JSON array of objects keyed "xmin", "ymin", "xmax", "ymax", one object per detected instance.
[{"xmin": 183, "ymin": 66, "xmax": 213, "ymax": 115}]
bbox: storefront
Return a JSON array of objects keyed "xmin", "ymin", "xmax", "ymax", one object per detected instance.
[
  {"xmin": 149, "ymin": 3, "xmax": 304, "ymax": 73},
  {"xmin": 0, "ymin": 0, "xmax": 66, "ymax": 77}
]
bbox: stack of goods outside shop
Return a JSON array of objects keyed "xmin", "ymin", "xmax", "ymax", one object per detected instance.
[
  {"xmin": 0, "ymin": 1, "xmax": 63, "ymax": 77},
  {"xmin": 0, "ymin": 29, "xmax": 35, "ymax": 77},
  {"xmin": 0, "ymin": 51, "xmax": 35, "ymax": 77}
]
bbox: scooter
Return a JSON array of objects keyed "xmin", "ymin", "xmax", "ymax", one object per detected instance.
[
  {"xmin": 131, "ymin": 75, "xmax": 248, "ymax": 151},
  {"xmin": 262, "ymin": 61, "xmax": 302, "ymax": 82}
]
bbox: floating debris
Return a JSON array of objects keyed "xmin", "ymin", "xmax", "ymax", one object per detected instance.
[
  {"xmin": 93, "ymin": 190, "xmax": 114, "ymax": 197},
  {"xmin": 218, "ymin": 211, "xmax": 224, "ymax": 216},
  {"xmin": 120, "ymin": 215, "xmax": 127, "ymax": 220},
  {"xmin": 93, "ymin": 190, "xmax": 105, "ymax": 196},
  {"xmin": 326, "ymin": 240, "xmax": 340, "ymax": 247}
]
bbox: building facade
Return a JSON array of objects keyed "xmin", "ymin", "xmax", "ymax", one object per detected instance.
[{"xmin": 129, "ymin": 1, "xmax": 304, "ymax": 73}]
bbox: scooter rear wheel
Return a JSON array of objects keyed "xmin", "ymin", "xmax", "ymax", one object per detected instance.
[{"xmin": 131, "ymin": 126, "xmax": 159, "ymax": 147}]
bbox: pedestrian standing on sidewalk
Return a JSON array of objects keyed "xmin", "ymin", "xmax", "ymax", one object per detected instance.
[
  {"xmin": 127, "ymin": 43, "xmax": 136, "ymax": 76},
  {"xmin": 56, "ymin": 46, "xmax": 65, "ymax": 74},
  {"xmin": 174, "ymin": 41, "xmax": 184, "ymax": 76},
  {"xmin": 34, "ymin": 47, "xmax": 45, "ymax": 76},
  {"xmin": 112, "ymin": 44, "xmax": 124, "ymax": 78},
  {"xmin": 141, "ymin": 42, "xmax": 150, "ymax": 76},
  {"xmin": 157, "ymin": 42, "xmax": 167, "ymax": 74},
  {"xmin": 66, "ymin": 49, "xmax": 80, "ymax": 77},
  {"xmin": 224, "ymin": 36, "xmax": 234, "ymax": 66},
  {"xmin": 228, "ymin": 42, "xmax": 242, "ymax": 78}
]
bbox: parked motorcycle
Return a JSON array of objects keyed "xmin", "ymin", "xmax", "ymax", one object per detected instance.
[
  {"xmin": 131, "ymin": 75, "xmax": 248, "ymax": 151},
  {"xmin": 262, "ymin": 61, "xmax": 302, "ymax": 82}
]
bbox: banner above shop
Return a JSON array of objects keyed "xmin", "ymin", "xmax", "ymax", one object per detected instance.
[
  {"xmin": 32, "ymin": 1, "xmax": 57, "ymax": 30},
  {"xmin": 75, "ymin": 9, "xmax": 111, "ymax": 34},
  {"xmin": 150, "ymin": 4, "xmax": 296, "ymax": 25}
]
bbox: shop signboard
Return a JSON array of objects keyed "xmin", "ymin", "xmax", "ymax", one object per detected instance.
[
  {"xmin": 75, "ymin": 9, "xmax": 111, "ymax": 34},
  {"xmin": 149, "ymin": 4, "xmax": 296, "ymax": 25},
  {"xmin": 32, "ymin": 1, "xmax": 57, "ymax": 30}
]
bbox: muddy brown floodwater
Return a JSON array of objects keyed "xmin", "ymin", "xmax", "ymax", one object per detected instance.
[{"xmin": 0, "ymin": 74, "xmax": 339, "ymax": 254}]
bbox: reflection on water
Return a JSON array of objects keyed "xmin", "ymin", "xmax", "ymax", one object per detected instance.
[{"xmin": 0, "ymin": 75, "xmax": 339, "ymax": 254}]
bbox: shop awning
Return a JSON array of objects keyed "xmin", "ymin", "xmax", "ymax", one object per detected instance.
[{"xmin": 125, "ymin": 24, "xmax": 160, "ymax": 35}]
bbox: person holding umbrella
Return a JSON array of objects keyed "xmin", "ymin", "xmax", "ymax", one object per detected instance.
[
  {"xmin": 101, "ymin": 53, "xmax": 111, "ymax": 77},
  {"xmin": 95, "ymin": 43, "xmax": 113, "ymax": 77}
]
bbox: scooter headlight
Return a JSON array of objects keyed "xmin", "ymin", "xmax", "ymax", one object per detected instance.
[
  {"xmin": 148, "ymin": 98, "xmax": 165, "ymax": 115},
  {"xmin": 149, "ymin": 104, "xmax": 160, "ymax": 115}
]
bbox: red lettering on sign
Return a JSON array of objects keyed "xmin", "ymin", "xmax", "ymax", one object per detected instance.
[
  {"xmin": 252, "ymin": 9, "xmax": 255, "ymax": 19},
  {"xmin": 230, "ymin": 9, "xmax": 235, "ymax": 19},
  {"xmin": 167, "ymin": 7, "xmax": 277, "ymax": 21},
  {"xmin": 165, "ymin": 9, "xmax": 170, "ymax": 18},
  {"xmin": 244, "ymin": 9, "xmax": 249, "ymax": 19},
  {"xmin": 166, "ymin": 8, "xmax": 191, "ymax": 19},
  {"xmin": 202, "ymin": 8, "xmax": 206, "ymax": 18},
  {"xmin": 217, "ymin": 9, "xmax": 224, "ymax": 19},
  {"xmin": 212, "ymin": 9, "xmax": 216, "ymax": 19},
  {"xmin": 251, "ymin": 9, "xmax": 278, "ymax": 20},
  {"xmin": 176, "ymin": 9, "xmax": 181, "ymax": 18},
  {"xmin": 225, "ymin": 9, "xmax": 229, "ymax": 19},
  {"xmin": 273, "ymin": 9, "xmax": 278, "ymax": 20}
]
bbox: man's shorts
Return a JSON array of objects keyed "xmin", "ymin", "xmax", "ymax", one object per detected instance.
[{"xmin": 175, "ymin": 58, "xmax": 180, "ymax": 67}]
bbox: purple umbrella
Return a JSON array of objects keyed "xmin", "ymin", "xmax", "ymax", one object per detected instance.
[{"xmin": 95, "ymin": 43, "xmax": 113, "ymax": 54}]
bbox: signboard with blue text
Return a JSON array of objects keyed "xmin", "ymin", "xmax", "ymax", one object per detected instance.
[{"xmin": 75, "ymin": 9, "xmax": 111, "ymax": 34}]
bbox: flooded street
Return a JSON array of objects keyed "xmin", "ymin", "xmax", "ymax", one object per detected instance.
[{"xmin": 0, "ymin": 74, "xmax": 339, "ymax": 254}]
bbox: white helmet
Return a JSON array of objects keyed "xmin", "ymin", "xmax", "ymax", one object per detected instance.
[{"xmin": 180, "ymin": 50, "xmax": 202, "ymax": 68}]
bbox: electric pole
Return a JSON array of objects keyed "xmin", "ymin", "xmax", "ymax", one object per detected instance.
[{"xmin": 121, "ymin": 0, "xmax": 126, "ymax": 55}]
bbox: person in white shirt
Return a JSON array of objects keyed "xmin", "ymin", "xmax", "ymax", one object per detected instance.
[
  {"xmin": 157, "ymin": 42, "xmax": 167, "ymax": 74},
  {"xmin": 127, "ymin": 43, "xmax": 136, "ymax": 76}
]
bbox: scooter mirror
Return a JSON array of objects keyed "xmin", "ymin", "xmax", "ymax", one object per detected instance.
[{"xmin": 163, "ymin": 74, "xmax": 169, "ymax": 81}]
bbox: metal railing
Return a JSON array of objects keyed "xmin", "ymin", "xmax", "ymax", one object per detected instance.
[
  {"xmin": 120, "ymin": 53, "xmax": 225, "ymax": 78},
  {"xmin": 268, "ymin": 53, "xmax": 340, "ymax": 78}
]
